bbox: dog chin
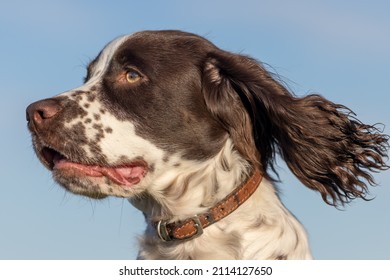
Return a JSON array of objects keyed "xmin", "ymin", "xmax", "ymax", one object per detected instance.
[{"xmin": 52, "ymin": 169, "xmax": 142, "ymax": 199}]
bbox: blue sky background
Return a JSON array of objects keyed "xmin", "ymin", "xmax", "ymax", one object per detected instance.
[{"xmin": 1, "ymin": 0, "xmax": 389, "ymax": 259}]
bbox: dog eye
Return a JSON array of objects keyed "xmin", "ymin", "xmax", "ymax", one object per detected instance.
[{"xmin": 126, "ymin": 70, "xmax": 142, "ymax": 84}]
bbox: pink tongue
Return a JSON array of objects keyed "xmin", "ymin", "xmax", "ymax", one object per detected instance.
[{"xmin": 53, "ymin": 157, "xmax": 145, "ymax": 187}]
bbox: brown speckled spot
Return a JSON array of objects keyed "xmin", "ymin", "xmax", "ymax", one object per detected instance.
[
  {"xmin": 95, "ymin": 132, "xmax": 105, "ymax": 142},
  {"xmin": 84, "ymin": 118, "xmax": 92, "ymax": 124},
  {"xmin": 86, "ymin": 92, "xmax": 96, "ymax": 102},
  {"xmin": 93, "ymin": 114, "xmax": 101, "ymax": 121},
  {"xmin": 93, "ymin": 123, "xmax": 103, "ymax": 130},
  {"xmin": 84, "ymin": 103, "xmax": 90, "ymax": 108},
  {"xmin": 73, "ymin": 95, "xmax": 83, "ymax": 102},
  {"xmin": 91, "ymin": 123, "xmax": 105, "ymax": 141},
  {"xmin": 118, "ymin": 155, "xmax": 130, "ymax": 163},
  {"xmin": 105, "ymin": 127, "xmax": 113, "ymax": 133},
  {"xmin": 99, "ymin": 109, "xmax": 106, "ymax": 114}
]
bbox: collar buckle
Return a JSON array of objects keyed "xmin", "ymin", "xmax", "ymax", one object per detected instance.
[{"xmin": 156, "ymin": 220, "xmax": 171, "ymax": 242}]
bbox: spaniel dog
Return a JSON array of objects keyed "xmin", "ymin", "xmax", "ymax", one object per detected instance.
[{"xmin": 26, "ymin": 30, "xmax": 389, "ymax": 259}]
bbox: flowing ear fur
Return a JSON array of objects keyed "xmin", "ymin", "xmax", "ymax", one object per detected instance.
[{"xmin": 202, "ymin": 50, "xmax": 389, "ymax": 206}]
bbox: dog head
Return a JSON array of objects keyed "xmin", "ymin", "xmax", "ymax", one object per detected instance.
[{"xmin": 26, "ymin": 30, "xmax": 389, "ymax": 205}]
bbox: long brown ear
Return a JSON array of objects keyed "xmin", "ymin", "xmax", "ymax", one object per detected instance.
[{"xmin": 202, "ymin": 50, "xmax": 389, "ymax": 206}]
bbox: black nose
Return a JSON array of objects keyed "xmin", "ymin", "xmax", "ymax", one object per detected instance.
[{"xmin": 26, "ymin": 98, "xmax": 63, "ymax": 129}]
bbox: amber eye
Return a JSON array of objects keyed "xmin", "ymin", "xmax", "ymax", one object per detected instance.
[{"xmin": 126, "ymin": 70, "xmax": 142, "ymax": 83}]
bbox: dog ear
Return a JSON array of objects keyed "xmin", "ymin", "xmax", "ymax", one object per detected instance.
[
  {"xmin": 202, "ymin": 53, "xmax": 261, "ymax": 171},
  {"xmin": 202, "ymin": 50, "xmax": 389, "ymax": 206}
]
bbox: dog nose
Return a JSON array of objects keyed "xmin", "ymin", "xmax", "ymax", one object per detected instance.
[{"xmin": 26, "ymin": 98, "xmax": 63, "ymax": 128}]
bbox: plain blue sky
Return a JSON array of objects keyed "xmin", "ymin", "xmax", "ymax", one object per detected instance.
[{"xmin": 1, "ymin": 0, "xmax": 389, "ymax": 259}]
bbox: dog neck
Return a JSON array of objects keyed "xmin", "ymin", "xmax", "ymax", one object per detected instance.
[
  {"xmin": 130, "ymin": 139, "xmax": 312, "ymax": 259},
  {"xmin": 153, "ymin": 169, "xmax": 262, "ymax": 242}
]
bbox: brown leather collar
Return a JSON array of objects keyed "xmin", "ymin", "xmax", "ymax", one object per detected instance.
[{"xmin": 155, "ymin": 169, "xmax": 262, "ymax": 242}]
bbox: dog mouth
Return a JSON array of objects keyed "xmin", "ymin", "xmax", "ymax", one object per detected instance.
[{"xmin": 40, "ymin": 147, "xmax": 147, "ymax": 188}]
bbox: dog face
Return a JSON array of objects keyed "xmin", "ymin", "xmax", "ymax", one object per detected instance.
[{"xmin": 26, "ymin": 31, "xmax": 228, "ymax": 199}]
